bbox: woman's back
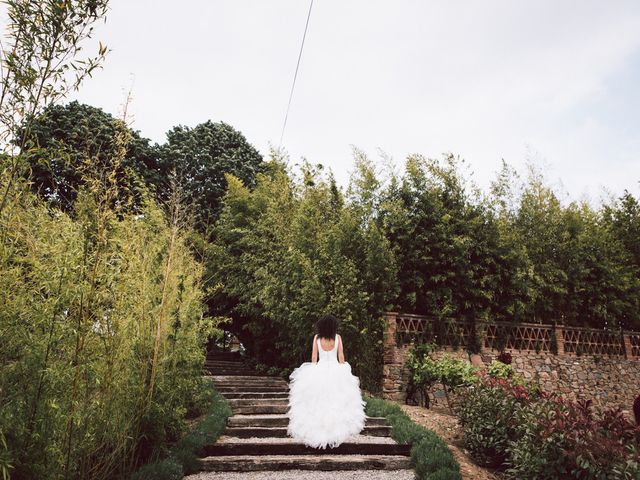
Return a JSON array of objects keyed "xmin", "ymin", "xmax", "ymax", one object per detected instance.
[{"xmin": 317, "ymin": 334, "xmax": 339, "ymax": 363}]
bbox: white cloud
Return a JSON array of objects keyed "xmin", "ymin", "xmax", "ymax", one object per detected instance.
[{"xmin": 52, "ymin": 0, "xmax": 640, "ymax": 199}]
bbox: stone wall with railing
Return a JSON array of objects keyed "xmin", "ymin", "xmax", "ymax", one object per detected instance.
[{"xmin": 383, "ymin": 312, "xmax": 640, "ymax": 413}]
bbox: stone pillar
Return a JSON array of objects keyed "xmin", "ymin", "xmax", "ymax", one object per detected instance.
[
  {"xmin": 623, "ymin": 334, "xmax": 633, "ymax": 359},
  {"xmin": 382, "ymin": 312, "xmax": 402, "ymax": 400},
  {"xmin": 554, "ymin": 326, "xmax": 565, "ymax": 356},
  {"xmin": 383, "ymin": 312, "xmax": 398, "ymax": 364}
]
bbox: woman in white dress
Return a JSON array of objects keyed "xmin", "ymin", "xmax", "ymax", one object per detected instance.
[{"xmin": 286, "ymin": 314, "xmax": 366, "ymax": 449}]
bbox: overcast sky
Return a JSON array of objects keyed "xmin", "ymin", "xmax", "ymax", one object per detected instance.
[{"xmin": 64, "ymin": 1, "xmax": 640, "ymax": 201}]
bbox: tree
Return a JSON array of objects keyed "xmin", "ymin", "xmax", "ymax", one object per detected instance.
[
  {"xmin": 0, "ymin": 0, "xmax": 109, "ymax": 215},
  {"xmin": 158, "ymin": 120, "xmax": 263, "ymax": 230},
  {"xmin": 207, "ymin": 157, "xmax": 396, "ymax": 391},
  {"xmin": 20, "ymin": 101, "xmax": 163, "ymax": 211}
]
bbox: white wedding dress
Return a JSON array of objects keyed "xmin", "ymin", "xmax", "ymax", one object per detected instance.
[{"xmin": 286, "ymin": 334, "xmax": 366, "ymax": 448}]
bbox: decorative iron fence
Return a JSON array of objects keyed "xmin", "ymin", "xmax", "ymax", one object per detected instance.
[
  {"xmin": 483, "ymin": 322, "xmax": 554, "ymax": 353},
  {"xmin": 562, "ymin": 326, "xmax": 624, "ymax": 356},
  {"xmin": 389, "ymin": 312, "xmax": 640, "ymax": 358}
]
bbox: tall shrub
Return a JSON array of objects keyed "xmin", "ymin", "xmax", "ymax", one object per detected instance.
[
  {"xmin": 0, "ymin": 131, "xmax": 213, "ymax": 478},
  {"xmin": 209, "ymin": 158, "xmax": 397, "ymax": 391}
]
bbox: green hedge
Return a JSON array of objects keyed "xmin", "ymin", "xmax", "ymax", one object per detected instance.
[
  {"xmin": 130, "ymin": 382, "xmax": 232, "ymax": 480},
  {"xmin": 364, "ymin": 395, "xmax": 462, "ymax": 480}
]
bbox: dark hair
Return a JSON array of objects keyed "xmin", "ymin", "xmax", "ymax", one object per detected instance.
[
  {"xmin": 634, "ymin": 394, "xmax": 640, "ymax": 426},
  {"xmin": 316, "ymin": 314, "xmax": 338, "ymax": 339}
]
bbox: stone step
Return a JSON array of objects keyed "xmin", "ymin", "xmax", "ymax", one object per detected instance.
[
  {"xmin": 227, "ymin": 415, "xmax": 388, "ymax": 428},
  {"xmin": 205, "ymin": 364, "xmax": 253, "ymax": 369},
  {"xmin": 205, "ymin": 435, "xmax": 408, "ymax": 457},
  {"xmin": 205, "ymin": 363, "xmax": 253, "ymax": 369},
  {"xmin": 184, "ymin": 470, "xmax": 416, "ymax": 480},
  {"xmin": 204, "ymin": 363, "xmax": 255, "ymax": 375},
  {"xmin": 215, "ymin": 385, "xmax": 289, "ymax": 393},
  {"xmin": 213, "ymin": 384, "xmax": 288, "ymax": 391},
  {"xmin": 205, "ymin": 360, "xmax": 247, "ymax": 365},
  {"xmin": 206, "ymin": 354, "xmax": 242, "ymax": 362},
  {"xmin": 212, "ymin": 382, "xmax": 288, "ymax": 389},
  {"xmin": 221, "ymin": 392, "xmax": 289, "ymax": 399},
  {"xmin": 227, "ymin": 398, "xmax": 289, "ymax": 408},
  {"xmin": 232, "ymin": 404, "xmax": 289, "ymax": 415},
  {"xmin": 198, "ymin": 454, "xmax": 413, "ymax": 472},
  {"xmin": 223, "ymin": 425, "xmax": 392, "ymax": 438},
  {"xmin": 209, "ymin": 375, "xmax": 287, "ymax": 383},
  {"xmin": 207, "ymin": 370, "xmax": 261, "ymax": 376}
]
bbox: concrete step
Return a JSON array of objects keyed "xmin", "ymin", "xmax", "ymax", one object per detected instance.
[
  {"xmin": 223, "ymin": 425, "xmax": 392, "ymax": 438},
  {"xmin": 198, "ymin": 454, "xmax": 413, "ymax": 472},
  {"xmin": 232, "ymin": 404, "xmax": 289, "ymax": 415},
  {"xmin": 221, "ymin": 392, "xmax": 289, "ymax": 399},
  {"xmin": 215, "ymin": 385, "xmax": 289, "ymax": 393},
  {"xmin": 227, "ymin": 415, "xmax": 388, "ymax": 428}
]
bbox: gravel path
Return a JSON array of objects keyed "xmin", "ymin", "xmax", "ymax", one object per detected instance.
[
  {"xmin": 399, "ymin": 404, "xmax": 499, "ymax": 480},
  {"xmin": 184, "ymin": 469, "xmax": 416, "ymax": 480}
]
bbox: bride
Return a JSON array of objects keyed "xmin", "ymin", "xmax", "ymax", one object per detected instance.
[{"xmin": 286, "ymin": 314, "xmax": 366, "ymax": 448}]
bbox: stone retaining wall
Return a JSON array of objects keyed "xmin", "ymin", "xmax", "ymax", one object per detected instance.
[{"xmin": 383, "ymin": 314, "xmax": 640, "ymax": 414}]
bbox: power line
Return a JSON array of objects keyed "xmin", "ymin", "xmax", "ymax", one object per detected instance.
[{"xmin": 279, "ymin": 0, "xmax": 314, "ymax": 150}]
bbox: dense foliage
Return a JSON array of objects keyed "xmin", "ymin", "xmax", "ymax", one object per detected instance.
[
  {"xmin": 405, "ymin": 344, "xmax": 477, "ymax": 410},
  {"xmin": 130, "ymin": 383, "xmax": 232, "ymax": 480},
  {"xmin": 207, "ymin": 158, "xmax": 397, "ymax": 391},
  {"xmin": 158, "ymin": 120, "xmax": 263, "ymax": 230},
  {"xmin": 364, "ymin": 395, "xmax": 462, "ymax": 480},
  {"xmin": 20, "ymin": 104, "xmax": 264, "ymax": 229},
  {"xmin": 0, "ymin": 160, "xmax": 215, "ymax": 479},
  {"xmin": 20, "ymin": 101, "xmax": 164, "ymax": 211},
  {"xmin": 0, "ymin": 4, "xmax": 220, "ymax": 476},
  {"xmin": 458, "ymin": 373, "xmax": 640, "ymax": 479},
  {"xmin": 378, "ymin": 155, "xmax": 640, "ymax": 331}
]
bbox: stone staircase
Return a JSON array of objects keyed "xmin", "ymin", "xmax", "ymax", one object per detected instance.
[{"xmin": 191, "ymin": 352, "xmax": 414, "ymax": 476}]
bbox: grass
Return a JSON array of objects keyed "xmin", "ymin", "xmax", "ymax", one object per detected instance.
[
  {"xmin": 130, "ymin": 381, "xmax": 232, "ymax": 480},
  {"xmin": 364, "ymin": 395, "xmax": 462, "ymax": 480}
]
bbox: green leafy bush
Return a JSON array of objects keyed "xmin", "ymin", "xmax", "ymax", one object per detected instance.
[
  {"xmin": 404, "ymin": 348, "xmax": 478, "ymax": 411},
  {"xmin": 129, "ymin": 382, "xmax": 232, "ymax": 479},
  {"xmin": 364, "ymin": 396, "xmax": 462, "ymax": 480},
  {"xmin": 129, "ymin": 458, "xmax": 183, "ymax": 480},
  {"xmin": 487, "ymin": 360, "xmax": 514, "ymax": 379},
  {"xmin": 457, "ymin": 373, "xmax": 536, "ymax": 468}
]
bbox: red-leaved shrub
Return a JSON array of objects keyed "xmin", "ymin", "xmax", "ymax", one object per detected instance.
[
  {"xmin": 496, "ymin": 351, "xmax": 512, "ymax": 365},
  {"xmin": 458, "ymin": 374, "xmax": 640, "ymax": 479}
]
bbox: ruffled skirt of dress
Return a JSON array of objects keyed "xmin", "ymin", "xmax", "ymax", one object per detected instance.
[{"xmin": 286, "ymin": 360, "xmax": 366, "ymax": 449}]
